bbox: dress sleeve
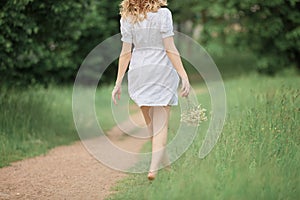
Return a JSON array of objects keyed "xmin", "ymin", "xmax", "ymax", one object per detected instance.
[
  {"xmin": 120, "ymin": 17, "xmax": 133, "ymax": 43},
  {"xmin": 160, "ymin": 9, "xmax": 175, "ymax": 38}
]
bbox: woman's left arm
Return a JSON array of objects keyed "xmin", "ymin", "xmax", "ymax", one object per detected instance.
[{"xmin": 112, "ymin": 42, "xmax": 132, "ymax": 105}]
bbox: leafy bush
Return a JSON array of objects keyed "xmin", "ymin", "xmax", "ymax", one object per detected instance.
[
  {"xmin": 169, "ymin": 0, "xmax": 300, "ymax": 75},
  {"xmin": 2, "ymin": 0, "xmax": 299, "ymax": 86},
  {"xmin": 0, "ymin": 0, "xmax": 120, "ymax": 86}
]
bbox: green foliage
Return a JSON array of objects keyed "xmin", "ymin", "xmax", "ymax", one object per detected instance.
[
  {"xmin": 107, "ymin": 72, "xmax": 300, "ymax": 200},
  {"xmin": 169, "ymin": 0, "xmax": 300, "ymax": 75},
  {"xmin": 235, "ymin": 0, "xmax": 300, "ymax": 74},
  {"xmin": 0, "ymin": 0, "xmax": 120, "ymax": 86},
  {"xmin": 2, "ymin": 0, "xmax": 299, "ymax": 85}
]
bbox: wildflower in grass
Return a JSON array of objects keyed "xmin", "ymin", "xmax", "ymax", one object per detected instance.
[{"xmin": 180, "ymin": 99, "xmax": 208, "ymax": 126}]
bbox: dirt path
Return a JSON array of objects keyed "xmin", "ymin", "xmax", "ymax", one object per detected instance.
[{"xmin": 0, "ymin": 112, "xmax": 148, "ymax": 200}]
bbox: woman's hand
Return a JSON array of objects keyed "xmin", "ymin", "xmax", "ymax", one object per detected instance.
[
  {"xmin": 112, "ymin": 84, "xmax": 122, "ymax": 105},
  {"xmin": 181, "ymin": 78, "xmax": 190, "ymax": 97}
]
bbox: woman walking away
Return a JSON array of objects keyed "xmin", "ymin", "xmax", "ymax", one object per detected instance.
[{"xmin": 112, "ymin": 0, "xmax": 190, "ymax": 180}]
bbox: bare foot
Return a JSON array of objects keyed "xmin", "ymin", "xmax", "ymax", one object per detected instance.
[{"xmin": 147, "ymin": 171, "xmax": 157, "ymax": 180}]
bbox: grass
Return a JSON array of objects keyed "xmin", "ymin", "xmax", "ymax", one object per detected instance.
[
  {"xmin": 0, "ymin": 86, "xmax": 77, "ymax": 167},
  {"xmin": 107, "ymin": 71, "xmax": 300, "ymax": 200},
  {"xmin": 0, "ymin": 84, "xmax": 116, "ymax": 168}
]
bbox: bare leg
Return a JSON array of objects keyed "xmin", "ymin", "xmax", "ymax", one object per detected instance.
[
  {"xmin": 140, "ymin": 106, "xmax": 153, "ymax": 139},
  {"xmin": 161, "ymin": 148, "xmax": 171, "ymax": 170},
  {"xmin": 148, "ymin": 106, "xmax": 170, "ymax": 179}
]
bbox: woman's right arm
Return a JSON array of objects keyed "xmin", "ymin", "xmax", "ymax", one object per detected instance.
[
  {"xmin": 115, "ymin": 42, "xmax": 132, "ymax": 86},
  {"xmin": 163, "ymin": 36, "xmax": 190, "ymax": 97},
  {"xmin": 112, "ymin": 42, "xmax": 132, "ymax": 105}
]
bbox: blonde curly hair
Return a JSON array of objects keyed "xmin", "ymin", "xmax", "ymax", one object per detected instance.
[{"xmin": 120, "ymin": 0, "xmax": 168, "ymax": 23}]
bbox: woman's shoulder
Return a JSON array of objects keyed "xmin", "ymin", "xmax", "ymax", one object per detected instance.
[
  {"xmin": 120, "ymin": 16, "xmax": 133, "ymax": 27},
  {"xmin": 158, "ymin": 7, "xmax": 172, "ymax": 14},
  {"xmin": 157, "ymin": 7, "xmax": 172, "ymax": 18}
]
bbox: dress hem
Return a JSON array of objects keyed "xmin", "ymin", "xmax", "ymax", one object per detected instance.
[{"xmin": 137, "ymin": 103, "xmax": 178, "ymax": 108}]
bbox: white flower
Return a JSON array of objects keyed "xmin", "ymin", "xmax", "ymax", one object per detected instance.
[{"xmin": 180, "ymin": 101, "xmax": 208, "ymax": 126}]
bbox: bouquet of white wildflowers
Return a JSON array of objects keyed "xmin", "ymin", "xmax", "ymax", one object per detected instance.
[{"xmin": 180, "ymin": 98, "xmax": 208, "ymax": 126}]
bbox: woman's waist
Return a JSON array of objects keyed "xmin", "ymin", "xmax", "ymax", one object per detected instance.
[
  {"xmin": 132, "ymin": 39, "xmax": 164, "ymax": 49},
  {"xmin": 130, "ymin": 55, "xmax": 171, "ymax": 68},
  {"xmin": 128, "ymin": 61, "xmax": 175, "ymax": 72}
]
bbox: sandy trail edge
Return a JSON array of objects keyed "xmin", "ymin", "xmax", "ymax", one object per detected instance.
[{"xmin": 0, "ymin": 112, "xmax": 147, "ymax": 200}]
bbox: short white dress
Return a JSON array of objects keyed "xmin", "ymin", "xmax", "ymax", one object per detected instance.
[{"xmin": 120, "ymin": 8, "xmax": 180, "ymax": 107}]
